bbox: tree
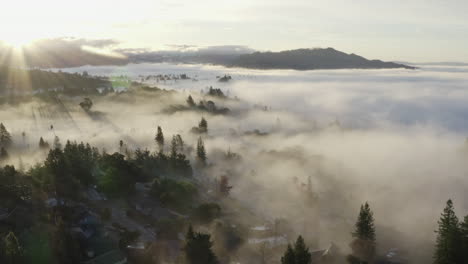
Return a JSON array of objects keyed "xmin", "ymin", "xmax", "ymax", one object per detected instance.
[
  {"xmin": 98, "ymin": 153, "xmax": 139, "ymax": 197},
  {"xmin": 280, "ymin": 236, "xmax": 311, "ymax": 264},
  {"xmin": 187, "ymin": 95, "xmax": 196, "ymax": 107},
  {"xmin": 0, "ymin": 147, "xmax": 8, "ymax": 161},
  {"xmin": 434, "ymin": 199, "xmax": 463, "ymax": 264},
  {"xmin": 0, "ymin": 123, "xmax": 12, "ymax": 148},
  {"xmin": 460, "ymin": 215, "xmax": 468, "ymax": 263},
  {"xmin": 176, "ymin": 134, "xmax": 184, "ymax": 152},
  {"xmin": 155, "ymin": 126, "xmax": 164, "ymax": 152},
  {"xmin": 184, "ymin": 226, "xmax": 218, "ymax": 264},
  {"xmin": 39, "ymin": 137, "xmax": 50, "ymax": 150},
  {"xmin": 196, "ymin": 137, "xmax": 207, "ymax": 165},
  {"xmin": 349, "ymin": 202, "xmax": 376, "ymax": 263},
  {"xmin": 281, "ymin": 244, "xmax": 296, "ymax": 264},
  {"xmin": 219, "ymin": 175, "xmax": 233, "ymax": 197},
  {"xmin": 294, "ymin": 236, "xmax": 312, "ymax": 264},
  {"xmin": 53, "ymin": 136, "xmax": 61, "ymax": 150},
  {"xmin": 170, "ymin": 135, "xmax": 178, "ymax": 159},
  {"xmin": 3, "ymin": 231, "xmax": 22, "ymax": 264},
  {"xmin": 198, "ymin": 117, "xmax": 208, "ymax": 133}
]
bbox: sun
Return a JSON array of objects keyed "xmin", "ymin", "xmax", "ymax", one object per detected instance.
[{"xmin": 2, "ymin": 36, "xmax": 34, "ymax": 49}]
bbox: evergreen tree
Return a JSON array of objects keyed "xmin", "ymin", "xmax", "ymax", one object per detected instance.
[
  {"xmin": 197, "ymin": 137, "xmax": 207, "ymax": 165},
  {"xmin": 0, "ymin": 123, "xmax": 12, "ymax": 148},
  {"xmin": 170, "ymin": 135, "xmax": 178, "ymax": 159},
  {"xmin": 349, "ymin": 202, "xmax": 376, "ymax": 263},
  {"xmin": 3, "ymin": 232, "xmax": 22, "ymax": 264},
  {"xmin": 53, "ymin": 136, "xmax": 61, "ymax": 150},
  {"xmin": 434, "ymin": 199, "xmax": 462, "ymax": 264},
  {"xmin": 353, "ymin": 202, "xmax": 376, "ymax": 242},
  {"xmin": 0, "ymin": 147, "xmax": 8, "ymax": 161},
  {"xmin": 187, "ymin": 95, "xmax": 196, "ymax": 107},
  {"xmin": 199, "ymin": 117, "xmax": 208, "ymax": 133},
  {"xmin": 294, "ymin": 236, "xmax": 312, "ymax": 264},
  {"xmin": 39, "ymin": 137, "xmax": 50, "ymax": 149},
  {"xmin": 281, "ymin": 244, "xmax": 296, "ymax": 264},
  {"xmin": 460, "ymin": 215, "xmax": 468, "ymax": 263},
  {"xmin": 176, "ymin": 134, "xmax": 184, "ymax": 152},
  {"xmin": 155, "ymin": 126, "xmax": 164, "ymax": 152},
  {"xmin": 184, "ymin": 226, "xmax": 218, "ymax": 264}
]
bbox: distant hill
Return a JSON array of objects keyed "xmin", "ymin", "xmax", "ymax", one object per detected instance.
[
  {"xmin": 0, "ymin": 67, "xmax": 112, "ymax": 95},
  {"xmin": 229, "ymin": 48, "xmax": 414, "ymax": 70}
]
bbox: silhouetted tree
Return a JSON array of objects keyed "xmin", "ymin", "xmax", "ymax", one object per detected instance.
[
  {"xmin": 187, "ymin": 95, "xmax": 196, "ymax": 107},
  {"xmin": 281, "ymin": 244, "xmax": 296, "ymax": 264},
  {"xmin": 0, "ymin": 147, "xmax": 8, "ymax": 161},
  {"xmin": 460, "ymin": 215, "xmax": 468, "ymax": 263},
  {"xmin": 176, "ymin": 134, "xmax": 184, "ymax": 152},
  {"xmin": 155, "ymin": 126, "xmax": 164, "ymax": 152},
  {"xmin": 39, "ymin": 137, "xmax": 50, "ymax": 149},
  {"xmin": 280, "ymin": 236, "xmax": 311, "ymax": 264},
  {"xmin": 184, "ymin": 225, "xmax": 218, "ymax": 264},
  {"xmin": 434, "ymin": 199, "xmax": 462, "ymax": 264},
  {"xmin": 199, "ymin": 117, "xmax": 208, "ymax": 133},
  {"xmin": 0, "ymin": 123, "xmax": 12, "ymax": 148},
  {"xmin": 349, "ymin": 202, "xmax": 376, "ymax": 263},
  {"xmin": 197, "ymin": 137, "xmax": 206, "ymax": 165},
  {"xmin": 219, "ymin": 175, "xmax": 233, "ymax": 197},
  {"xmin": 294, "ymin": 236, "xmax": 312, "ymax": 264},
  {"xmin": 53, "ymin": 136, "xmax": 61, "ymax": 150}
]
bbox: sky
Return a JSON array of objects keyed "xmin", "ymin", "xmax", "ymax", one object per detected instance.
[{"xmin": 2, "ymin": 0, "xmax": 468, "ymax": 62}]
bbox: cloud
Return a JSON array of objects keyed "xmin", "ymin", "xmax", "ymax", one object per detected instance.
[{"xmin": 0, "ymin": 38, "xmax": 128, "ymax": 68}]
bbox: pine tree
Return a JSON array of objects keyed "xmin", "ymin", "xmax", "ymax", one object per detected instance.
[
  {"xmin": 199, "ymin": 117, "xmax": 208, "ymax": 133},
  {"xmin": 53, "ymin": 136, "xmax": 62, "ymax": 150},
  {"xmin": 176, "ymin": 134, "xmax": 184, "ymax": 152},
  {"xmin": 349, "ymin": 202, "xmax": 376, "ymax": 263},
  {"xmin": 39, "ymin": 137, "xmax": 50, "ymax": 150},
  {"xmin": 155, "ymin": 126, "xmax": 164, "ymax": 152},
  {"xmin": 0, "ymin": 147, "xmax": 9, "ymax": 161},
  {"xmin": 197, "ymin": 137, "xmax": 207, "ymax": 165},
  {"xmin": 184, "ymin": 225, "xmax": 218, "ymax": 264},
  {"xmin": 460, "ymin": 215, "xmax": 468, "ymax": 263},
  {"xmin": 187, "ymin": 95, "xmax": 196, "ymax": 107},
  {"xmin": 170, "ymin": 135, "xmax": 178, "ymax": 159},
  {"xmin": 281, "ymin": 244, "xmax": 296, "ymax": 264},
  {"xmin": 3, "ymin": 231, "xmax": 22, "ymax": 264},
  {"xmin": 0, "ymin": 123, "xmax": 12, "ymax": 148},
  {"xmin": 353, "ymin": 202, "xmax": 376, "ymax": 242},
  {"xmin": 434, "ymin": 199, "xmax": 462, "ymax": 264},
  {"xmin": 294, "ymin": 236, "xmax": 312, "ymax": 264}
]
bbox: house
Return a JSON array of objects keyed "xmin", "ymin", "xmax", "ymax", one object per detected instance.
[{"xmin": 310, "ymin": 243, "xmax": 341, "ymax": 264}]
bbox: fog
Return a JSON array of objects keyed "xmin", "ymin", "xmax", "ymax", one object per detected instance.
[{"xmin": 4, "ymin": 63, "xmax": 468, "ymax": 262}]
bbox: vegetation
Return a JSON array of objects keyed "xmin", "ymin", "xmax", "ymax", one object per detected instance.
[
  {"xmin": 184, "ymin": 225, "xmax": 218, "ymax": 264},
  {"xmin": 155, "ymin": 126, "xmax": 164, "ymax": 152},
  {"xmin": 150, "ymin": 178, "xmax": 197, "ymax": 209},
  {"xmin": 196, "ymin": 137, "xmax": 207, "ymax": 166},
  {"xmin": 434, "ymin": 199, "xmax": 464, "ymax": 264},
  {"xmin": 0, "ymin": 123, "xmax": 12, "ymax": 148},
  {"xmin": 281, "ymin": 236, "xmax": 312, "ymax": 264},
  {"xmin": 348, "ymin": 202, "xmax": 376, "ymax": 263}
]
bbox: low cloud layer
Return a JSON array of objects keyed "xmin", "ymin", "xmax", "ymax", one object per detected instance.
[{"xmin": 2, "ymin": 63, "xmax": 468, "ymax": 262}]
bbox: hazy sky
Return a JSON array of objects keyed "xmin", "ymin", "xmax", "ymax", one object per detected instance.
[{"xmin": 3, "ymin": 0, "xmax": 468, "ymax": 62}]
